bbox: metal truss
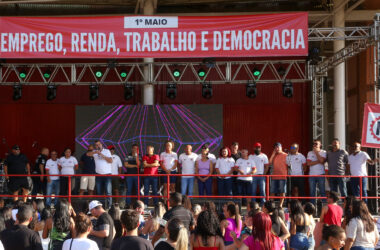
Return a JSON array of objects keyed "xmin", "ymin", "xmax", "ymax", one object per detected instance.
[
  {"xmin": 308, "ymin": 26, "xmax": 372, "ymax": 41},
  {"xmin": 0, "ymin": 60, "xmax": 307, "ymax": 85}
]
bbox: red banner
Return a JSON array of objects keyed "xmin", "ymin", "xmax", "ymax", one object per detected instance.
[
  {"xmin": 361, "ymin": 103, "xmax": 380, "ymax": 148},
  {"xmin": 0, "ymin": 13, "xmax": 308, "ymax": 58}
]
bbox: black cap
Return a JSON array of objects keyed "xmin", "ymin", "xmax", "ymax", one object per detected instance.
[
  {"xmin": 273, "ymin": 142, "xmax": 282, "ymax": 148},
  {"xmin": 201, "ymin": 143, "xmax": 210, "ymax": 150},
  {"xmin": 12, "ymin": 145, "xmax": 20, "ymax": 150}
]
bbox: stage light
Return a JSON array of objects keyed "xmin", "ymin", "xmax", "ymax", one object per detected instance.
[
  {"xmin": 198, "ymin": 68, "xmax": 206, "ymax": 78},
  {"xmin": 124, "ymin": 83, "xmax": 134, "ymax": 100},
  {"xmin": 173, "ymin": 69, "xmax": 181, "ymax": 78},
  {"xmin": 202, "ymin": 82, "xmax": 212, "ymax": 99},
  {"xmin": 95, "ymin": 70, "xmax": 103, "ymax": 78},
  {"xmin": 19, "ymin": 70, "xmax": 26, "ymax": 79},
  {"xmin": 46, "ymin": 84, "xmax": 56, "ymax": 101},
  {"xmin": 13, "ymin": 83, "xmax": 22, "ymax": 101},
  {"xmin": 246, "ymin": 81, "xmax": 257, "ymax": 98},
  {"xmin": 166, "ymin": 83, "xmax": 177, "ymax": 100},
  {"xmin": 43, "ymin": 71, "xmax": 51, "ymax": 79},
  {"xmin": 253, "ymin": 67, "xmax": 261, "ymax": 77},
  {"xmin": 120, "ymin": 70, "xmax": 128, "ymax": 78},
  {"xmin": 277, "ymin": 66, "xmax": 286, "ymax": 77},
  {"xmin": 89, "ymin": 83, "xmax": 99, "ymax": 100},
  {"xmin": 282, "ymin": 80, "xmax": 293, "ymax": 98}
]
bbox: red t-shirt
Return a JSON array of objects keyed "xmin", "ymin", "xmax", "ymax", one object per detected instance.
[
  {"xmin": 272, "ymin": 152, "xmax": 288, "ymax": 180},
  {"xmin": 142, "ymin": 154, "xmax": 160, "ymax": 175},
  {"xmin": 323, "ymin": 204, "xmax": 343, "ymax": 226}
]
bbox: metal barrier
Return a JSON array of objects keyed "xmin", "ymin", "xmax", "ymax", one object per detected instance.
[{"xmin": 0, "ymin": 173, "xmax": 373, "ymax": 207}]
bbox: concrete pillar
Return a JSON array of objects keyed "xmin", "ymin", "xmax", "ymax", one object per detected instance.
[
  {"xmin": 142, "ymin": 0, "xmax": 155, "ymax": 105},
  {"xmin": 333, "ymin": 0, "xmax": 346, "ymax": 148}
]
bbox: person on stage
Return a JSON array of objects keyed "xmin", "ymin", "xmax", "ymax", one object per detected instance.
[
  {"xmin": 215, "ymin": 146, "xmax": 235, "ymax": 196},
  {"xmin": 45, "ymin": 150, "xmax": 60, "ymax": 207},
  {"xmin": 178, "ymin": 145, "xmax": 197, "ymax": 196},
  {"xmin": 142, "ymin": 145, "xmax": 160, "ymax": 206},
  {"xmin": 269, "ymin": 142, "xmax": 287, "ymax": 207},
  {"xmin": 32, "ymin": 147, "xmax": 49, "ymax": 197},
  {"xmin": 57, "ymin": 148, "xmax": 78, "ymax": 198},
  {"xmin": 235, "ymin": 149, "xmax": 256, "ymax": 205},
  {"xmin": 159, "ymin": 140, "xmax": 178, "ymax": 198},
  {"xmin": 108, "ymin": 145, "xmax": 122, "ymax": 204},
  {"xmin": 286, "ymin": 143, "xmax": 307, "ymax": 200},
  {"xmin": 124, "ymin": 144, "xmax": 141, "ymax": 206},
  {"xmin": 249, "ymin": 142, "xmax": 269, "ymax": 205}
]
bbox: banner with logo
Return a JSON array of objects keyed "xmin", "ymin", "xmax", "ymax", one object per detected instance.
[
  {"xmin": 361, "ymin": 103, "xmax": 380, "ymax": 148},
  {"xmin": 0, "ymin": 13, "xmax": 308, "ymax": 58}
]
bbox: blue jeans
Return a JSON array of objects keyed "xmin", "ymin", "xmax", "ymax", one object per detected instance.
[
  {"xmin": 46, "ymin": 179, "xmax": 60, "ymax": 206},
  {"xmin": 351, "ymin": 177, "xmax": 368, "ymax": 202},
  {"xmin": 252, "ymin": 176, "xmax": 266, "ymax": 204},
  {"xmin": 329, "ymin": 177, "xmax": 347, "ymax": 197},
  {"xmin": 126, "ymin": 176, "xmax": 139, "ymax": 205},
  {"xmin": 218, "ymin": 178, "xmax": 232, "ymax": 196},
  {"xmin": 350, "ymin": 247, "xmax": 374, "ymax": 250},
  {"xmin": 144, "ymin": 177, "xmax": 158, "ymax": 206},
  {"xmin": 270, "ymin": 179, "xmax": 287, "ymax": 193},
  {"xmin": 309, "ymin": 176, "xmax": 326, "ymax": 204},
  {"xmin": 308, "ymin": 236, "xmax": 315, "ymax": 250},
  {"xmin": 198, "ymin": 178, "xmax": 212, "ymax": 196},
  {"xmin": 290, "ymin": 233, "xmax": 309, "ymax": 250},
  {"xmin": 96, "ymin": 176, "xmax": 112, "ymax": 208},
  {"xmin": 181, "ymin": 177, "xmax": 194, "ymax": 196}
]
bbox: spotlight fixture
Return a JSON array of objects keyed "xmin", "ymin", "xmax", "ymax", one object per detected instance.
[
  {"xmin": 95, "ymin": 69, "xmax": 103, "ymax": 78},
  {"xmin": 89, "ymin": 83, "xmax": 99, "ymax": 100},
  {"xmin": 166, "ymin": 83, "xmax": 177, "ymax": 100},
  {"xmin": 282, "ymin": 80, "xmax": 293, "ymax": 98},
  {"xmin": 46, "ymin": 84, "xmax": 57, "ymax": 101},
  {"xmin": 124, "ymin": 83, "xmax": 134, "ymax": 100},
  {"xmin": 277, "ymin": 65, "xmax": 286, "ymax": 77},
  {"xmin": 43, "ymin": 70, "xmax": 51, "ymax": 79},
  {"xmin": 198, "ymin": 68, "xmax": 206, "ymax": 78},
  {"xmin": 119, "ymin": 69, "xmax": 128, "ymax": 78},
  {"xmin": 13, "ymin": 83, "xmax": 22, "ymax": 101},
  {"xmin": 246, "ymin": 81, "xmax": 257, "ymax": 98},
  {"xmin": 202, "ymin": 82, "xmax": 212, "ymax": 99},
  {"xmin": 19, "ymin": 70, "xmax": 27, "ymax": 79},
  {"xmin": 252, "ymin": 67, "xmax": 261, "ymax": 77},
  {"xmin": 173, "ymin": 69, "xmax": 181, "ymax": 78}
]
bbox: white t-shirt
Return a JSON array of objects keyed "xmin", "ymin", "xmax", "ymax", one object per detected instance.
[
  {"xmin": 348, "ymin": 151, "xmax": 371, "ymax": 176},
  {"xmin": 197, "ymin": 153, "xmax": 217, "ymax": 164},
  {"xmin": 94, "ymin": 148, "xmax": 112, "ymax": 174},
  {"xmin": 58, "ymin": 156, "xmax": 78, "ymax": 175},
  {"xmin": 286, "ymin": 153, "xmax": 306, "ymax": 176},
  {"xmin": 62, "ymin": 238, "xmax": 99, "ymax": 250},
  {"xmin": 346, "ymin": 217, "xmax": 379, "ymax": 248},
  {"xmin": 160, "ymin": 152, "xmax": 178, "ymax": 171},
  {"xmin": 45, "ymin": 159, "xmax": 60, "ymax": 180},
  {"xmin": 110, "ymin": 154, "xmax": 122, "ymax": 175},
  {"xmin": 307, "ymin": 150, "xmax": 327, "ymax": 175},
  {"xmin": 235, "ymin": 158, "xmax": 256, "ymax": 181},
  {"xmin": 248, "ymin": 153, "xmax": 269, "ymax": 175},
  {"xmin": 215, "ymin": 157, "xmax": 235, "ymax": 179},
  {"xmin": 178, "ymin": 152, "xmax": 198, "ymax": 177}
]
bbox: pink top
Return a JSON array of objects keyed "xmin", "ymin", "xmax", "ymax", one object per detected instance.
[
  {"xmin": 224, "ymin": 218, "xmax": 242, "ymax": 242},
  {"xmin": 243, "ymin": 235, "xmax": 284, "ymax": 250},
  {"xmin": 198, "ymin": 159, "xmax": 211, "ymax": 175}
]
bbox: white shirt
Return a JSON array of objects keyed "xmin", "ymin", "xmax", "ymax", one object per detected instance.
[
  {"xmin": 110, "ymin": 154, "xmax": 122, "ymax": 175},
  {"xmin": 346, "ymin": 217, "xmax": 379, "ymax": 248},
  {"xmin": 348, "ymin": 151, "xmax": 371, "ymax": 176},
  {"xmin": 160, "ymin": 151, "xmax": 178, "ymax": 171},
  {"xmin": 178, "ymin": 152, "xmax": 198, "ymax": 177},
  {"xmin": 197, "ymin": 153, "xmax": 217, "ymax": 164},
  {"xmin": 45, "ymin": 159, "xmax": 60, "ymax": 180},
  {"xmin": 248, "ymin": 153, "xmax": 269, "ymax": 175},
  {"xmin": 94, "ymin": 148, "xmax": 112, "ymax": 174},
  {"xmin": 215, "ymin": 157, "xmax": 235, "ymax": 179},
  {"xmin": 58, "ymin": 156, "xmax": 78, "ymax": 175},
  {"xmin": 62, "ymin": 238, "xmax": 99, "ymax": 250},
  {"xmin": 307, "ymin": 150, "xmax": 327, "ymax": 175},
  {"xmin": 286, "ymin": 153, "xmax": 306, "ymax": 176},
  {"xmin": 235, "ymin": 158, "xmax": 256, "ymax": 181}
]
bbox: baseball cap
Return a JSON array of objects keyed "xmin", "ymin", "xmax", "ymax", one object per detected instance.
[
  {"xmin": 89, "ymin": 200, "xmax": 102, "ymax": 211},
  {"xmin": 12, "ymin": 145, "xmax": 20, "ymax": 150},
  {"xmin": 107, "ymin": 145, "xmax": 115, "ymax": 150},
  {"xmin": 274, "ymin": 142, "xmax": 282, "ymax": 148},
  {"xmin": 201, "ymin": 143, "xmax": 210, "ymax": 150},
  {"xmin": 253, "ymin": 142, "xmax": 262, "ymax": 148}
]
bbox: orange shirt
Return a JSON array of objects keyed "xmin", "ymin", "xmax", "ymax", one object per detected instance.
[{"xmin": 272, "ymin": 152, "xmax": 288, "ymax": 180}]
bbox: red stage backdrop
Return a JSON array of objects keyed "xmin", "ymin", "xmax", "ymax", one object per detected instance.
[{"xmin": 0, "ymin": 13, "xmax": 308, "ymax": 58}]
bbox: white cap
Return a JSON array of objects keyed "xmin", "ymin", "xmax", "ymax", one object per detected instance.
[{"xmin": 89, "ymin": 200, "xmax": 102, "ymax": 211}]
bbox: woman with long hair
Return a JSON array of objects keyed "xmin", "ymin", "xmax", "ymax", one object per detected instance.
[
  {"xmin": 236, "ymin": 212, "xmax": 285, "ymax": 250},
  {"xmin": 195, "ymin": 150, "xmax": 214, "ymax": 196},
  {"xmin": 190, "ymin": 210, "xmax": 225, "ymax": 250},
  {"xmin": 155, "ymin": 218, "xmax": 188, "ymax": 250},
  {"xmin": 262, "ymin": 201, "xmax": 290, "ymax": 242},
  {"xmin": 43, "ymin": 199, "xmax": 75, "ymax": 250},
  {"xmin": 344, "ymin": 200, "xmax": 379, "ymax": 250},
  {"xmin": 142, "ymin": 202, "xmax": 167, "ymax": 239},
  {"xmin": 303, "ymin": 202, "xmax": 316, "ymax": 250},
  {"xmin": 221, "ymin": 203, "xmax": 242, "ymax": 246},
  {"xmin": 215, "ymin": 147, "xmax": 235, "ymax": 196},
  {"xmin": 288, "ymin": 200, "xmax": 311, "ymax": 250},
  {"xmin": 62, "ymin": 213, "xmax": 99, "ymax": 250}
]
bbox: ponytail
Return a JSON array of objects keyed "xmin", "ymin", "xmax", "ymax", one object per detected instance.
[
  {"xmin": 175, "ymin": 227, "xmax": 189, "ymax": 250},
  {"xmin": 167, "ymin": 218, "xmax": 188, "ymax": 250},
  {"xmin": 227, "ymin": 203, "xmax": 241, "ymax": 230}
]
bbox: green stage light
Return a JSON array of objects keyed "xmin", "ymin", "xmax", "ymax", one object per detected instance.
[
  {"xmin": 173, "ymin": 69, "xmax": 181, "ymax": 78},
  {"xmin": 19, "ymin": 71, "xmax": 26, "ymax": 79},
  {"xmin": 198, "ymin": 68, "xmax": 206, "ymax": 78},
  {"xmin": 95, "ymin": 70, "xmax": 103, "ymax": 78},
  {"xmin": 120, "ymin": 70, "xmax": 127, "ymax": 78},
  {"xmin": 253, "ymin": 68, "xmax": 261, "ymax": 77},
  {"xmin": 43, "ymin": 71, "xmax": 51, "ymax": 79}
]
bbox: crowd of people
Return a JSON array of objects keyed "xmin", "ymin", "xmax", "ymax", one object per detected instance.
[
  {"xmin": 0, "ymin": 191, "xmax": 377, "ymax": 250},
  {"xmin": 0, "ymin": 138, "xmax": 376, "ymax": 209}
]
